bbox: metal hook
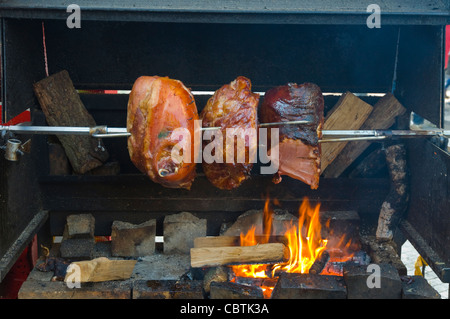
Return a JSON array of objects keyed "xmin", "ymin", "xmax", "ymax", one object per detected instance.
[{"xmin": 96, "ymin": 139, "xmax": 105, "ymax": 152}]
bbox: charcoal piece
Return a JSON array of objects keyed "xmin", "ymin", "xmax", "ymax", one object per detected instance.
[
  {"xmin": 35, "ymin": 257, "xmax": 71, "ymax": 281},
  {"xmin": 309, "ymin": 250, "xmax": 330, "ymax": 275},
  {"xmin": 203, "ymin": 266, "xmax": 229, "ymax": 294}
]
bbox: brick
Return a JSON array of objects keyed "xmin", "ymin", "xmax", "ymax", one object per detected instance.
[
  {"xmin": 133, "ymin": 280, "xmax": 204, "ymax": 299},
  {"xmin": 111, "ymin": 219, "xmax": 156, "ymax": 257},
  {"xmin": 163, "ymin": 212, "xmax": 207, "ymax": 254},
  {"xmin": 343, "ymin": 263, "xmax": 402, "ymax": 299},
  {"xmin": 65, "ymin": 214, "xmax": 95, "ymax": 239},
  {"xmin": 271, "ymin": 273, "xmax": 347, "ymax": 299},
  {"xmin": 210, "ymin": 281, "xmax": 264, "ymax": 299},
  {"xmin": 401, "ymin": 276, "xmax": 441, "ymax": 299},
  {"xmin": 60, "ymin": 238, "xmax": 95, "ymax": 259}
]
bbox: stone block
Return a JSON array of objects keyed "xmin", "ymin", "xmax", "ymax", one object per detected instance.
[
  {"xmin": 111, "ymin": 219, "xmax": 156, "ymax": 257},
  {"xmin": 343, "ymin": 263, "xmax": 402, "ymax": 299},
  {"xmin": 133, "ymin": 280, "xmax": 204, "ymax": 299},
  {"xmin": 65, "ymin": 214, "xmax": 95, "ymax": 239},
  {"xmin": 60, "ymin": 238, "xmax": 95, "ymax": 259},
  {"xmin": 210, "ymin": 281, "xmax": 264, "ymax": 299},
  {"xmin": 401, "ymin": 276, "xmax": 441, "ymax": 299},
  {"xmin": 163, "ymin": 212, "xmax": 207, "ymax": 254},
  {"xmin": 271, "ymin": 273, "xmax": 347, "ymax": 299}
]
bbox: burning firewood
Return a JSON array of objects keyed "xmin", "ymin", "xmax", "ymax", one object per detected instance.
[{"xmin": 190, "ymin": 243, "xmax": 289, "ymax": 268}]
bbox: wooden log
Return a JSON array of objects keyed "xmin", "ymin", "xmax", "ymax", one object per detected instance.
[
  {"xmin": 33, "ymin": 70, "xmax": 109, "ymax": 174},
  {"xmin": 193, "ymin": 235, "xmax": 287, "ymax": 248},
  {"xmin": 320, "ymin": 92, "xmax": 373, "ymax": 172},
  {"xmin": 190, "ymin": 243, "xmax": 288, "ymax": 268},
  {"xmin": 194, "ymin": 236, "xmax": 240, "ymax": 248},
  {"xmin": 323, "ymin": 93, "xmax": 406, "ymax": 177},
  {"xmin": 64, "ymin": 257, "xmax": 136, "ymax": 283},
  {"xmin": 376, "ymin": 143, "xmax": 409, "ymax": 241}
]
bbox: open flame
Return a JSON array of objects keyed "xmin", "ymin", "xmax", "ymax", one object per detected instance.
[{"xmin": 231, "ymin": 197, "xmax": 354, "ymax": 298}]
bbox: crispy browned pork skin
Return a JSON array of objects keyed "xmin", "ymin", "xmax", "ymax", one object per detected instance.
[
  {"xmin": 200, "ymin": 76, "xmax": 260, "ymax": 190},
  {"xmin": 127, "ymin": 76, "xmax": 199, "ymax": 189},
  {"xmin": 259, "ymin": 83, "xmax": 324, "ymax": 189}
]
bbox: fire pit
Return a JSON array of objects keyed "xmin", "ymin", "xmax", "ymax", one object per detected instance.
[{"xmin": 0, "ymin": 1, "xmax": 449, "ymax": 301}]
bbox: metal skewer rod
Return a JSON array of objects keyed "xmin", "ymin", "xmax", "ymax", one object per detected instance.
[
  {"xmin": 321, "ymin": 129, "xmax": 450, "ymax": 137},
  {"xmin": 1, "ymin": 124, "xmax": 449, "ymax": 140},
  {"xmin": 258, "ymin": 120, "xmax": 311, "ymax": 127}
]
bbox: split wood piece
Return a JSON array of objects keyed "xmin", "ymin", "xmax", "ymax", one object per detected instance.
[
  {"xmin": 193, "ymin": 235, "xmax": 288, "ymax": 248},
  {"xmin": 33, "ymin": 70, "xmax": 109, "ymax": 174},
  {"xmin": 190, "ymin": 243, "xmax": 289, "ymax": 268},
  {"xmin": 63, "ymin": 257, "xmax": 136, "ymax": 283},
  {"xmin": 320, "ymin": 92, "xmax": 373, "ymax": 172},
  {"xmin": 376, "ymin": 143, "xmax": 409, "ymax": 241},
  {"xmin": 323, "ymin": 93, "xmax": 406, "ymax": 177}
]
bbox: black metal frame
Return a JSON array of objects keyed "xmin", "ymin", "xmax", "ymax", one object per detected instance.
[{"xmin": 0, "ymin": 1, "xmax": 449, "ymax": 283}]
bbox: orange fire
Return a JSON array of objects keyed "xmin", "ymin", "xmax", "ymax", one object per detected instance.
[{"xmin": 231, "ymin": 197, "xmax": 352, "ymax": 298}]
